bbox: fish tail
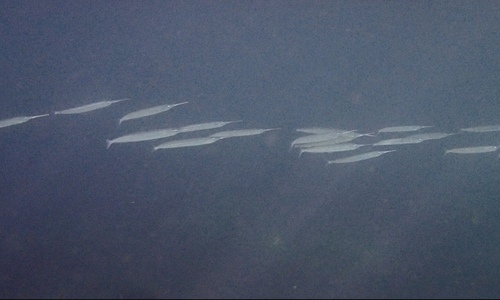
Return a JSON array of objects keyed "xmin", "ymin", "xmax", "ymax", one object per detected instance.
[{"xmin": 106, "ymin": 140, "xmax": 112, "ymax": 149}]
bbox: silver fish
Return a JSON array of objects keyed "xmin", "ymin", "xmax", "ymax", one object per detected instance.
[
  {"xmin": 106, "ymin": 128, "xmax": 179, "ymax": 149},
  {"xmin": 295, "ymin": 127, "xmax": 356, "ymax": 135},
  {"xmin": 178, "ymin": 120, "xmax": 242, "ymax": 133},
  {"xmin": 293, "ymin": 132, "xmax": 370, "ymax": 148},
  {"xmin": 445, "ymin": 146, "xmax": 498, "ymax": 155},
  {"xmin": 54, "ymin": 98, "xmax": 129, "ymax": 115},
  {"xmin": 119, "ymin": 101, "xmax": 188, "ymax": 124},
  {"xmin": 299, "ymin": 143, "xmax": 367, "ymax": 157},
  {"xmin": 459, "ymin": 125, "xmax": 500, "ymax": 133},
  {"xmin": 153, "ymin": 137, "xmax": 221, "ymax": 150},
  {"xmin": 210, "ymin": 128, "xmax": 281, "ymax": 139},
  {"xmin": 377, "ymin": 125, "xmax": 433, "ymax": 133},
  {"xmin": 326, "ymin": 150, "xmax": 396, "ymax": 164},
  {"xmin": 404, "ymin": 132, "xmax": 456, "ymax": 141},
  {"xmin": 372, "ymin": 137, "xmax": 424, "ymax": 146},
  {"xmin": 0, "ymin": 114, "xmax": 50, "ymax": 129},
  {"xmin": 292, "ymin": 132, "xmax": 371, "ymax": 149}
]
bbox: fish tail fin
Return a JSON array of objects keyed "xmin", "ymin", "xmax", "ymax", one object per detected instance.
[{"xmin": 106, "ymin": 140, "xmax": 112, "ymax": 149}]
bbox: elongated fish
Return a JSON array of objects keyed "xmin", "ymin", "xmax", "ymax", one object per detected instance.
[
  {"xmin": 106, "ymin": 128, "xmax": 179, "ymax": 149},
  {"xmin": 404, "ymin": 132, "xmax": 456, "ymax": 141},
  {"xmin": 0, "ymin": 114, "xmax": 50, "ymax": 129},
  {"xmin": 210, "ymin": 128, "xmax": 281, "ymax": 139},
  {"xmin": 377, "ymin": 125, "xmax": 432, "ymax": 133},
  {"xmin": 459, "ymin": 125, "xmax": 500, "ymax": 133},
  {"xmin": 445, "ymin": 146, "xmax": 498, "ymax": 155},
  {"xmin": 153, "ymin": 137, "xmax": 221, "ymax": 150},
  {"xmin": 178, "ymin": 120, "xmax": 242, "ymax": 133},
  {"xmin": 54, "ymin": 98, "xmax": 129, "ymax": 115},
  {"xmin": 296, "ymin": 127, "xmax": 356, "ymax": 135},
  {"xmin": 299, "ymin": 143, "xmax": 367, "ymax": 157},
  {"xmin": 119, "ymin": 101, "xmax": 188, "ymax": 124},
  {"xmin": 372, "ymin": 137, "xmax": 424, "ymax": 146},
  {"xmin": 292, "ymin": 132, "xmax": 370, "ymax": 148},
  {"xmin": 326, "ymin": 150, "xmax": 396, "ymax": 164}
]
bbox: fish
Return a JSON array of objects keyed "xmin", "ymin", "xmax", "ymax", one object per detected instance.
[
  {"xmin": 178, "ymin": 120, "xmax": 242, "ymax": 133},
  {"xmin": 210, "ymin": 128, "xmax": 281, "ymax": 139},
  {"xmin": 459, "ymin": 125, "xmax": 500, "ymax": 133},
  {"xmin": 295, "ymin": 127, "xmax": 356, "ymax": 135},
  {"xmin": 291, "ymin": 131, "xmax": 372, "ymax": 149},
  {"xmin": 54, "ymin": 98, "xmax": 129, "ymax": 115},
  {"xmin": 0, "ymin": 114, "xmax": 50, "ymax": 129},
  {"xmin": 404, "ymin": 132, "xmax": 456, "ymax": 141},
  {"xmin": 292, "ymin": 132, "xmax": 370, "ymax": 148},
  {"xmin": 377, "ymin": 125, "xmax": 433, "ymax": 133},
  {"xmin": 299, "ymin": 143, "xmax": 367, "ymax": 157},
  {"xmin": 445, "ymin": 146, "xmax": 498, "ymax": 155},
  {"xmin": 153, "ymin": 137, "xmax": 221, "ymax": 150},
  {"xmin": 106, "ymin": 128, "xmax": 179, "ymax": 149},
  {"xmin": 119, "ymin": 101, "xmax": 188, "ymax": 124},
  {"xmin": 372, "ymin": 137, "xmax": 424, "ymax": 146},
  {"xmin": 326, "ymin": 150, "xmax": 396, "ymax": 164}
]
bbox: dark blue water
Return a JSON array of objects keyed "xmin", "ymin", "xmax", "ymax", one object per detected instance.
[{"xmin": 1, "ymin": 1, "xmax": 500, "ymax": 298}]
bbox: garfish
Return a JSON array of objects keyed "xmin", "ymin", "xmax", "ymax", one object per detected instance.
[
  {"xmin": 295, "ymin": 127, "xmax": 356, "ymax": 135},
  {"xmin": 299, "ymin": 143, "xmax": 367, "ymax": 157},
  {"xmin": 372, "ymin": 137, "xmax": 424, "ymax": 146},
  {"xmin": 106, "ymin": 128, "xmax": 179, "ymax": 149},
  {"xmin": 0, "ymin": 114, "xmax": 50, "ymax": 129},
  {"xmin": 445, "ymin": 146, "xmax": 498, "ymax": 155},
  {"xmin": 119, "ymin": 101, "xmax": 188, "ymax": 124},
  {"xmin": 210, "ymin": 128, "xmax": 281, "ymax": 139},
  {"xmin": 404, "ymin": 132, "xmax": 456, "ymax": 141},
  {"xmin": 459, "ymin": 125, "xmax": 500, "ymax": 133},
  {"xmin": 326, "ymin": 150, "xmax": 396, "ymax": 164},
  {"xmin": 54, "ymin": 98, "xmax": 129, "ymax": 115},
  {"xmin": 291, "ymin": 131, "xmax": 369, "ymax": 148},
  {"xmin": 178, "ymin": 120, "xmax": 242, "ymax": 133},
  {"xmin": 377, "ymin": 125, "xmax": 433, "ymax": 133},
  {"xmin": 153, "ymin": 137, "xmax": 221, "ymax": 150},
  {"xmin": 292, "ymin": 132, "xmax": 370, "ymax": 148}
]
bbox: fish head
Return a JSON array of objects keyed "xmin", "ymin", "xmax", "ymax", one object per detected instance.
[{"xmin": 170, "ymin": 101, "xmax": 189, "ymax": 108}]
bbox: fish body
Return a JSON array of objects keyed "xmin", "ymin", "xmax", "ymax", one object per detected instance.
[
  {"xmin": 291, "ymin": 132, "xmax": 368, "ymax": 148},
  {"xmin": 0, "ymin": 114, "xmax": 50, "ymax": 129},
  {"xmin": 119, "ymin": 101, "xmax": 188, "ymax": 124},
  {"xmin": 460, "ymin": 125, "xmax": 500, "ymax": 133},
  {"xmin": 378, "ymin": 125, "xmax": 432, "ymax": 133},
  {"xmin": 54, "ymin": 98, "xmax": 129, "ymax": 115},
  {"xmin": 153, "ymin": 137, "xmax": 221, "ymax": 150},
  {"xmin": 296, "ymin": 127, "xmax": 356, "ymax": 135},
  {"xmin": 299, "ymin": 143, "xmax": 367, "ymax": 156},
  {"xmin": 295, "ymin": 133, "xmax": 370, "ymax": 148},
  {"xmin": 178, "ymin": 120, "xmax": 242, "ymax": 133},
  {"xmin": 445, "ymin": 146, "xmax": 498, "ymax": 155},
  {"xmin": 210, "ymin": 128, "xmax": 280, "ymax": 139},
  {"xmin": 405, "ymin": 132, "xmax": 456, "ymax": 141},
  {"xmin": 326, "ymin": 150, "xmax": 396, "ymax": 164},
  {"xmin": 372, "ymin": 137, "xmax": 424, "ymax": 146},
  {"xmin": 106, "ymin": 128, "xmax": 179, "ymax": 149}
]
